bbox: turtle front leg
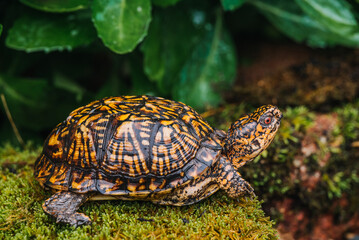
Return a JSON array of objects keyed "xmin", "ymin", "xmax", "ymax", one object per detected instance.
[
  {"xmin": 42, "ymin": 191, "xmax": 91, "ymax": 227},
  {"xmin": 215, "ymin": 157, "xmax": 254, "ymax": 198}
]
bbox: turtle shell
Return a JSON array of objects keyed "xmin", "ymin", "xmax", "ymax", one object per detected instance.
[{"xmin": 34, "ymin": 96, "xmax": 222, "ymax": 195}]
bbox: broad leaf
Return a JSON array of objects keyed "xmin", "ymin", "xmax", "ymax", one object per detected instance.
[
  {"xmin": 221, "ymin": 0, "xmax": 246, "ymax": 11},
  {"xmin": 0, "ymin": 75, "xmax": 51, "ymax": 130},
  {"xmin": 152, "ymin": 0, "xmax": 182, "ymax": 7},
  {"xmin": 20, "ymin": 0, "xmax": 90, "ymax": 12},
  {"xmin": 141, "ymin": 2, "xmax": 210, "ymax": 94},
  {"xmin": 92, "ymin": 0, "xmax": 151, "ymax": 54},
  {"xmin": 53, "ymin": 73, "xmax": 86, "ymax": 102},
  {"xmin": 95, "ymin": 77, "xmax": 122, "ymax": 100},
  {"xmin": 251, "ymin": 0, "xmax": 359, "ymax": 47},
  {"xmin": 141, "ymin": 15, "xmax": 164, "ymax": 84},
  {"xmin": 0, "ymin": 74, "xmax": 84, "ymax": 131},
  {"xmin": 95, "ymin": 61, "xmax": 129, "ymax": 99},
  {"xmin": 0, "ymin": 75, "xmax": 47, "ymax": 108},
  {"xmin": 173, "ymin": 13, "xmax": 237, "ymax": 110},
  {"xmin": 128, "ymin": 54, "xmax": 159, "ymax": 96},
  {"xmin": 6, "ymin": 12, "xmax": 96, "ymax": 53},
  {"xmin": 295, "ymin": 0, "xmax": 358, "ymax": 36}
]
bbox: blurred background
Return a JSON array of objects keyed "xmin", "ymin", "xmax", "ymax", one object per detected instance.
[{"xmin": 0, "ymin": 0, "xmax": 359, "ymax": 239}]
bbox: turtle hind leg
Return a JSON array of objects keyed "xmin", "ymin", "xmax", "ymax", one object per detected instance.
[{"xmin": 42, "ymin": 191, "xmax": 91, "ymax": 227}]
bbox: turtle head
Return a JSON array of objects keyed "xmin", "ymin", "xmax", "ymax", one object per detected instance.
[{"xmin": 224, "ymin": 105, "xmax": 282, "ymax": 169}]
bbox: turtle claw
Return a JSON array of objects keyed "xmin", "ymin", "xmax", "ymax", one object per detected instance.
[
  {"xmin": 56, "ymin": 213, "xmax": 91, "ymax": 227},
  {"xmin": 242, "ymin": 181, "xmax": 255, "ymax": 197},
  {"xmin": 245, "ymin": 191, "xmax": 256, "ymax": 201}
]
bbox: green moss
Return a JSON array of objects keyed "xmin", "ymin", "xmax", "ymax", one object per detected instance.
[{"xmin": 0, "ymin": 145, "xmax": 278, "ymax": 240}]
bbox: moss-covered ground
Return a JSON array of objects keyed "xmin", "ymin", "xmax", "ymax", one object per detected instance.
[{"xmin": 0, "ymin": 144, "xmax": 278, "ymax": 240}]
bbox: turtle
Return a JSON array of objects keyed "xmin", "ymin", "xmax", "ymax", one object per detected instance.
[{"xmin": 34, "ymin": 95, "xmax": 282, "ymax": 227}]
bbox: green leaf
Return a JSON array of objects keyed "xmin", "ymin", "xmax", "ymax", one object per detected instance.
[
  {"xmin": 0, "ymin": 24, "xmax": 2, "ymax": 37},
  {"xmin": 6, "ymin": 12, "xmax": 96, "ymax": 53},
  {"xmin": 95, "ymin": 78, "xmax": 121, "ymax": 100},
  {"xmin": 0, "ymin": 75, "xmax": 51, "ymax": 130},
  {"xmin": 0, "ymin": 75, "xmax": 47, "ymax": 108},
  {"xmin": 92, "ymin": 0, "xmax": 151, "ymax": 54},
  {"xmin": 173, "ymin": 11, "xmax": 237, "ymax": 110},
  {"xmin": 95, "ymin": 59, "xmax": 128, "ymax": 99},
  {"xmin": 220, "ymin": 0, "xmax": 246, "ymax": 11},
  {"xmin": 0, "ymin": 74, "xmax": 82, "ymax": 131},
  {"xmin": 141, "ymin": 2, "xmax": 210, "ymax": 94},
  {"xmin": 20, "ymin": 0, "xmax": 90, "ymax": 12},
  {"xmin": 251, "ymin": 0, "xmax": 359, "ymax": 47},
  {"xmin": 141, "ymin": 15, "xmax": 164, "ymax": 84},
  {"xmin": 152, "ymin": 0, "xmax": 182, "ymax": 7},
  {"xmin": 53, "ymin": 73, "xmax": 86, "ymax": 102},
  {"xmin": 295, "ymin": 0, "xmax": 358, "ymax": 36},
  {"xmin": 129, "ymin": 56, "xmax": 159, "ymax": 96}
]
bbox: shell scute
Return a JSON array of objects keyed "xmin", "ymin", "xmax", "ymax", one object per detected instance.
[
  {"xmin": 69, "ymin": 168, "xmax": 96, "ymax": 192},
  {"xmin": 46, "ymin": 164, "xmax": 71, "ymax": 191},
  {"xmin": 151, "ymin": 123, "xmax": 199, "ymax": 176},
  {"xmin": 102, "ymin": 120, "xmax": 152, "ymax": 177},
  {"xmin": 34, "ymin": 155, "xmax": 54, "ymax": 185}
]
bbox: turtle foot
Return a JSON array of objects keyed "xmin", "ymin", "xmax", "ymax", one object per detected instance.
[
  {"xmin": 56, "ymin": 212, "xmax": 91, "ymax": 227},
  {"xmin": 42, "ymin": 191, "xmax": 91, "ymax": 227}
]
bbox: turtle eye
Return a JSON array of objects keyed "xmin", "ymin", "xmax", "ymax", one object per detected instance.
[{"xmin": 264, "ymin": 117, "xmax": 272, "ymax": 125}]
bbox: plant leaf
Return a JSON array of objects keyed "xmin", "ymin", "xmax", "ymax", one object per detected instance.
[
  {"xmin": 251, "ymin": 0, "xmax": 359, "ymax": 47},
  {"xmin": 295, "ymin": 0, "xmax": 358, "ymax": 36},
  {"xmin": 141, "ymin": 15, "xmax": 165, "ymax": 84},
  {"xmin": 5, "ymin": 11, "xmax": 96, "ymax": 53},
  {"xmin": 53, "ymin": 73, "xmax": 86, "ymax": 102},
  {"xmin": 20, "ymin": 0, "xmax": 90, "ymax": 12},
  {"xmin": 0, "ymin": 24, "xmax": 2, "ymax": 37},
  {"xmin": 0, "ymin": 74, "xmax": 85, "ymax": 131},
  {"xmin": 92, "ymin": 0, "xmax": 151, "ymax": 54},
  {"xmin": 173, "ymin": 11, "xmax": 237, "ymax": 110},
  {"xmin": 128, "ymin": 54, "xmax": 159, "ymax": 96},
  {"xmin": 220, "ymin": 0, "xmax": 246, "ymax": 11},
  {"xmin": 152, "ymin": 0, "xmax": 182, "ymax": 7},
  {"xmin": 141, "ymin": 2, "xmax": 210, "ymax": 94},
  {"xmin": 0, "ymin": 75, "xmax": 51, "ymax": 130},
  {"xmin": 0, "ymin": 75, "xmax": 45, "ymax": 108}
]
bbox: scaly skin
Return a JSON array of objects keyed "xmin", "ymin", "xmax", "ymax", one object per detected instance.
[
  {"xmin": 42, "ymin": 192, "xmax": 91, "ymax": 227},
  {"xmin": 215, "ymin": 156, "xmax": 254, "ymax": 198}
]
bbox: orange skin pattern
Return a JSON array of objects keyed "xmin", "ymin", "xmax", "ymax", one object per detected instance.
[{"xmin": 34, "ymin": 96, "xmax": 282, "ymax": 227}]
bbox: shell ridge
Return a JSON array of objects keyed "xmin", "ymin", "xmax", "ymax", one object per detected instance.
[
  {"xmin": 97, "ymin": 115, "xmax": 119, "ymax": 167},
  {"xmin": 147, "ymin": 121, "xmax": 162, "ymax": 174},
  {"xmin": 131, "ymin": 121, "xmax": 150, "ymax": 176},
  {"xmin": 93, "ymin": 114, "xmax": 109, "ymax": 163},
  {"xmin": 61, "ymin": 122, "xmax": 73, "ymax": 163}
]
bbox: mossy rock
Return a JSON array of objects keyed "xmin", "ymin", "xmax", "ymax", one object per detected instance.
[{"xmin": 0, "ymin": 144, "xmax": 278, "ymax": 239}]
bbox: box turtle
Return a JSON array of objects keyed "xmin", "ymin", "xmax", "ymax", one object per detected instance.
[{"xmin": 34, "ymin": 95, "xmax": 282, "ymax": 227}]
